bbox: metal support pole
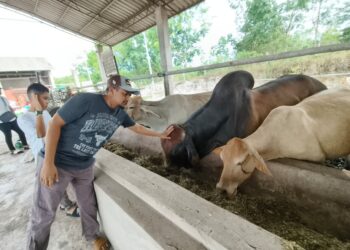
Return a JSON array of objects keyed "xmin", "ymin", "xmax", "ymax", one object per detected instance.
[{"xmin": 155, "ymin": 6, "xmax": 173, "ymax": 96}]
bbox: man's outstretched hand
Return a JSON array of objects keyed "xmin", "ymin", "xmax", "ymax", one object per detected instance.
[{"xmin": 160, "ymin": 125, "xmax": 174, "ymax": 139}]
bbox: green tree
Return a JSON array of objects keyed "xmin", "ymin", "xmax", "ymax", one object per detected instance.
[
  {"xmin": 235, "ymin": 0, "xmax": 285, "ymax": 55},
  {"xmin": 113, "ymin": 5, "xmax": 209, "ymax": 76},
  {"xmin": 114, "ymin": 27, "xmax": 161, "ymax": 77},
  {"xmin": 54, "ymin": 75, "xmax": 75, "ymax": 88},
  {"xmin": 336, "ymin": 4, "xmax": 350, "ymax": 42},
  {"xmin": 210, "ymin": 34, "xmax": 236, "ymax": 63},
  {"xmin": 75, "ymin": 64, "xmax": 89, "ymax": 82},
  {"xmin": 74, "ymin": 51, "xmax": 102, "ymax": 85},
  {"xmin": 169, "ymin": 5, "xmax": 209, "ymax": 68},
  {"xmin": 341, "ymin": 27, "xmax": 350, "ymax": 42},
  {"xmin": 320, "ymin": 28, "xmax": 341, "ymax": 45},
  {"xmin": 86, "ymin": 51, "xmax": 102, "ymax": 84},
  {"xmin": 279, "ymin": 0, "xmax": 310, "ymax": 35}
]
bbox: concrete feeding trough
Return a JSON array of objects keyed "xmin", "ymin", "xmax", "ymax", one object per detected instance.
[
  {"xmin": 104, "ymin": 131, "xmax": 350, "ymax": 245},
  {"xmin": 192, "ymin": 157, "xmax": 350, "ymax": 241},
  {"xmin": 240, "ymin": 159, "xmax": 350, "ymax": 240},
  {"xmin": 94, "ymin": 149, "xmax": 299, "ymax": 250}
]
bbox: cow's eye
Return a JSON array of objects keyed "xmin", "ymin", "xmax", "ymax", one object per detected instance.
[{"xmin": 239, "ymin": 165, "xmax": 251, "ymax": 175}]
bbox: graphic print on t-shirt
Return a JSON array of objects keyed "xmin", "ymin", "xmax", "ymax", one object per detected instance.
[
  {"xmin": 73, "ymin": 113, "xmax": 121, "ymax": 156},
  {"xmin": 94, "ymin": 133, "xmax": 108, "ymax": 147}
]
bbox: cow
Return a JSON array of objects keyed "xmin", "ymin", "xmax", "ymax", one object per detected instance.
[
  {"xmin": 161, "ymin": 70, "xmax": 327, "ymax": 168},
  {"xmin": 126, "ymin": 93, "xmax": 211, "ymax": 131},
  {"xmin": 110, "ymin": 92, "xmax": 211, "ymax": 155},
  {"xmin": 216, "ymin": 88, "xmax": 350, "ymax": 197},
  {"xmin": 344, "ymin": 169, "xmax": 350, "ymax": 178}
]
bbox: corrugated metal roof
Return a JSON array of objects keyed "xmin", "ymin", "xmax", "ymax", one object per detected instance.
[
  {"xmin": 0, "ymin": 0, "xmax": 203, "ymax": 46},
  {"xmin": 0, "ymin": 57, "xmax": 52, "ymax": 72}
]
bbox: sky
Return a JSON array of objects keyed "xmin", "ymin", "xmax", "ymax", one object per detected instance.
[
  {"xmin": 0, "ymin": 5, "xmax": 95, "ymax": 77},
  {"xmin": 0, "ymin": 0, "xmax": 236, "ymax": 78}
]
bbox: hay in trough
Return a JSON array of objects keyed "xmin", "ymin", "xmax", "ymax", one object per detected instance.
[{"xmin": 104, "ymin": 142, "xmax": 350, "ymax": 250}]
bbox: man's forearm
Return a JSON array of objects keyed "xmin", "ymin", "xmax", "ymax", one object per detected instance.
[{"xmin": 130, "ymin": 124, "xmax": 162, "ymax": 137}]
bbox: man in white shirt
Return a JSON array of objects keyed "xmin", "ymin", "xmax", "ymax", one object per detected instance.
[
  {"xmin": 0, "ymin": 88, "xmax": 29, "ymax": 154},
  {"xmin": 18, "ymin": 83, "xmax": 79, "ymax": 218}
]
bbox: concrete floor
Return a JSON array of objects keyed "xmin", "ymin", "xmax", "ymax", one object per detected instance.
[{"xmin": 0, "ymin": 133, "xmax": 92, "ymax": 250}]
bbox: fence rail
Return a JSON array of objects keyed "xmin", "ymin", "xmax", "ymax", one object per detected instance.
[{"xmin": 130, "ymin": 43, "xmax": 350, "ymax": 81}]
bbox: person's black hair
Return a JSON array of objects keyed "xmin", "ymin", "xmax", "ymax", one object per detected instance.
[{"xmin": 27, "ymin": 83, "xmax": 49, "ymax": 98}]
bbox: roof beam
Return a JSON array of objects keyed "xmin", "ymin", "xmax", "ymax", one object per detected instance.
[
  {"xmin": 58, "ymin": 4, "xmax": 70, "ymax": 24},
  {"xmin": 98, "ymin": 0, "xmax": 164, "ymax": 43},
  {"xmin": 34, "ymin": 0, "xmax": 40, "ymax": 13},
  {"xmin": 79, "ymin": 0, "xmax": 119, "ymax": 33},
  {"xmin": 151, "ymin": 0, "xmax": 177, "ymax": 14},
  {"xmin": 55, "ymin": 0, "xmax": 133, "ymax": 33}
]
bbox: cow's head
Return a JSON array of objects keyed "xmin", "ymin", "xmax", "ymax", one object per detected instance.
[
  {"xmin": 126, "ymin": 96, "xmax": 142, "ymax": 120},
  {"xmin": 343, "ymin": 169, "xmax": 350, "ymax": 178},
  {"xmin": 161, "ymin": 124, "xmax": 199, "ymax": 168},
  {"xmin": 126, "ymin": 96, "xmax": 161, "ymax": 121},
  {"xmin": 216, "ymin": 138, "xmax": 272, "ymax": 198}
]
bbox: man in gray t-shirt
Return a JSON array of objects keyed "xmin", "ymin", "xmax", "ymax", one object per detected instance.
[{"xmin": 27, "ymin": 75, "xmax": 173, "ymax": 250}]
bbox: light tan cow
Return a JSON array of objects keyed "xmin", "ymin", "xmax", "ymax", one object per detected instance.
[
  {"xmin": 126, "ymin": 93, "xmax": 211, "ymax": 131},
  {"xmin": 216, "ymin": 88, "xmax": 350, "ymax": 197},
  {"xmin": 111, "ymin": 92, "xmax": 211, "ymax": 155},
  {"xmin": 344, "ymin": 169, "xmax": 350, "ymax": 178}
]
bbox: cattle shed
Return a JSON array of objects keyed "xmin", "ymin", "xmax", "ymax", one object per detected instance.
[
  {"xmin": 0, "ymin": 0, "xmax": 204, "ymax": 94},
  {"xmin": 0, "ymin": 57, "xmax": 53, "ymax": 109},
  {"xmin": 0, "ymin": 57, "xmax": 52, "ymax": 88}
]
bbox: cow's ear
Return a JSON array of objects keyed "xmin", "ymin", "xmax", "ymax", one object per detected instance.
[
  {"xmin": 343, "ymin": 169, "xmax": 350, "ymax": 178},
  {"xmin": 185, "ymin": 136, "xmax": 199, "ymax": 167},
  {"xmin": 213, "ymin": 146, "xmax": 224, "ymax": 156},
  {"xmin": 248, "ymin": 146, "xmax": 272, "ymax": 176},
  {"xmin": 140, "ymin": 107, "xmax": 161, "ymax": 118}
]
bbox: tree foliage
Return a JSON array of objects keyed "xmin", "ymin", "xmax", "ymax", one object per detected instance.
[
  {"xmin": 114, "ymin": 27, "xmax": 161, "ymax": 77},
  {"xmin": 210, "ymin": 34, "xmax": 236, "ymax": 62},
  {"xmin": 54, "ymin": 75, "xmax": 74, "ymax": 87},
  {"xmin": 113, "ymin": 5, "xmax": 209, "ymax": 76},
  {"xmin": 55, "ymin": 0, "xmax": 349, "ymax": 82},
  {"xmin": 169, "ymin": 5, "xmax": 209, "ymax": 68},
  {"xmin": 75, "ymin": 51, "xmax": 102, "ymax": 84},
  {"xmin": 220, "ymin": 0, "xmax": 348, "ymax": 61},
  {"xmin": 236, "ymin": 0, "xmax": 284, "ymax": 53}
]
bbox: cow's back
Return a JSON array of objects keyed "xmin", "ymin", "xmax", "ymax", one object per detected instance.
[
  {"xmin": 246, "ymin": 75, "xmax": 327, "ymax": 135},
  {"xmin": 248, "ymin": 89, "xmax": 350, "ymax": 161},
  {"xmin": 255, "ymin": 74, "xmax": 326, "ymax": 104},
  {"xmin": 298, "ymin": 89, "xmax": 350, "ymax": 158}
]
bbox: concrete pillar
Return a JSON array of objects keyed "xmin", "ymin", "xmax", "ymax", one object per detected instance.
[
  {"xmin": 155, "ymin": 6, "xmax": 173, "ymax": 96},
  {"xmin": 49, "ymin": 71, "xmax": 56, "ymax": 88},
  {"xmin": 108, "ymin": 46, "xmax": 119, "ymax": 75},
  {"xmin": 96, "ymin": 44, "xmax": 108, "ymax": 83},
  {"xmin": 71, "ymin": 68, "xmax": 80, "ymax": 88},
  {"xmin": 35, "ymin": 71, "xmax": 40, "ymax": 83},
  {"xmin": 96, "ymin": 44, "xmax": 119, "ymax": 83}
]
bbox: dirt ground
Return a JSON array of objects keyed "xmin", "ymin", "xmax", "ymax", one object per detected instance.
[
  {"xmin": 104, "ymin": 142, "xmax": 350, "ymax": 250},
  {"xmin": 0, "ymin": 134, "xmax": 92, "ymax": 250}
]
